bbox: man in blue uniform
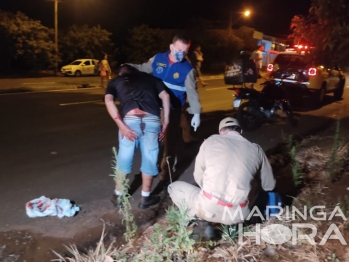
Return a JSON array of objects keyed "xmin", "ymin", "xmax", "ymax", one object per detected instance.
[{"xmin": 128, "ymin": 33, "xmax": 202, "ymax": 185}]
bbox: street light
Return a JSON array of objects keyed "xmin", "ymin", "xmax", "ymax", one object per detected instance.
[
  {"xmin": 228, "ymin": 9, "xmax": 251, "ymax": 36},
  {"xmin": 49, "ymin": 0, "xmax": 59, "ymax": 75}
]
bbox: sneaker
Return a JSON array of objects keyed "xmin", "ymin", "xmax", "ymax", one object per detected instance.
[
  {"xmin": 138, "ymin": 194, "xmax": 160, "ymax": 209},
  {"xmin": 110, "ymin": 193, "xmax": 122, "ymax": 208},
  {"xmin": 189, "ymin": 220, "xmax": 217, "ymax": 241}
]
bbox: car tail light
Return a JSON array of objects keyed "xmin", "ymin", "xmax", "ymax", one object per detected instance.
[
  {"xmin": 267, "ymin": 64, "xmax": 274, "ymax": 72},
  {"xmin": 308, "ymin": 68, "xmax": 317, "ymax": 76}
]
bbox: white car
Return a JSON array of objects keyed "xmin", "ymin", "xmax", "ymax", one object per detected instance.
[{"xmin": 61, "ymin": 59, "xmax": 99, "ymax": 77}]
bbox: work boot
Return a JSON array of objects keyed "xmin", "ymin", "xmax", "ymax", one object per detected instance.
[
  {"xmin": 138, "ymin": 194, "xmax": 160, "ymax": 209},
  {"xmin": 190, "ymin": 220, "xmax": 217, "ymax": 242},
  {"xmin": 110, "ymin": 193, "xmax": 122, "ymax": 209}
]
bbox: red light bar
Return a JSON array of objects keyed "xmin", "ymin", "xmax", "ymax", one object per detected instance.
[
  {"xmin": 267, "ymin": 64, "xmax": 274, "ymax": 72},
  {"xmin": 308, "ymin": 68, "xmax": 317, "ymax": 76}
]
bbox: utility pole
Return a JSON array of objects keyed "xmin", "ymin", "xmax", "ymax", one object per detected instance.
[
  {"xmin": 228, "ymin": 11, "xmax": 232, "ymax": 36},
  {"xmin": 54, "ymin": 0, "xmax": 58, "ymax": 75}
]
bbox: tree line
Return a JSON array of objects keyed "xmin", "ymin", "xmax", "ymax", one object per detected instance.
[
  {"xmin": 288, "ymin": 0, "xmax": 349, "ymax": 67},
  {"xmin": 2, "ymin": 0, "xmax": 348, "ymax": 73},
  {"xmin": 0, "ymin": 10, "xmax": 257, "ymax": 73}
]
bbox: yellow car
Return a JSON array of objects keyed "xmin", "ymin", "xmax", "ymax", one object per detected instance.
[{"xmin": 267, "ymin": 51, "xmax": 346, "ymax": 105}]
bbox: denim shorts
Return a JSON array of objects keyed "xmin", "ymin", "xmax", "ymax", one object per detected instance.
[{"xmin": 116, "ymin": 114, "xmax": 161, "ymax": 176}]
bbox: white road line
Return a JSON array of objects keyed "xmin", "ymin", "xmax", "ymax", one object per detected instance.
[
  {"xmin": 22, "ymin": 82, "xmax": 56, "ymax": 84},
  {"xmin": 60, "ymin": 100, "xmax": 102, "ymax": 106},
  {"xmin": 205, "ymin": 86, "xmax": 231, "ymax": 90}
]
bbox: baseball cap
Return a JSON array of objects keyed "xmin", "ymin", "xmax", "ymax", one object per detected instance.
[{"xmin": 219, "ymin": 117, "xmax": 240, "ymax": 132}]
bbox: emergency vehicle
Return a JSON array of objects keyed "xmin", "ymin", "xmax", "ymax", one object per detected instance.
[{"xmin": 266, "ymin": 46, "xmax": 346, "ymax": 105}]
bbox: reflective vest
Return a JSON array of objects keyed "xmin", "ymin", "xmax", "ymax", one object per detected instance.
[{"xmin": 152, "ymin": 51, "xmax": 193, "ymax": 108}]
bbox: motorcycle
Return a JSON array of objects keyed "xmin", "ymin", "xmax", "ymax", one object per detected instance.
[{"xmin": 231, "ymin": 81, "xmax": 296, "ymax": 131}]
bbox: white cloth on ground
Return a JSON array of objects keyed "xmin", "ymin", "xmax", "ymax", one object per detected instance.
[{"xmin": 25, "ymin": 196, "xmax": 80, "ymax": 218}]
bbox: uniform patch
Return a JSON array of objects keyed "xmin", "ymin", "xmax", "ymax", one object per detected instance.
[
  {"xmin": 156, "ymin": 67, "xmax": 164, "ymax": 74},
  {"xmin": 173, "ymin": 72, "xmax": 179, "ymax": 79}
]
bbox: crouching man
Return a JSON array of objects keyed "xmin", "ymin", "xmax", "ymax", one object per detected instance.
[{"xmin": 168, "ymin": 117, "xmax": 276, "ymax": 238}]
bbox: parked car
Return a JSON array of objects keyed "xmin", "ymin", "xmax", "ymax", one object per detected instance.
[
  {"xmin": 61, "ymin": 59, "xmax": 99, "ymax": 77},
  {"xmin": 267, "ymin": 48, "xmax": 346, "ymax": 105}
]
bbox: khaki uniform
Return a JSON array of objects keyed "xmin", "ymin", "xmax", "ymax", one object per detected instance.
[{"xmin": 168, "ymin": 131, "xmax": 276, "ymax": 225}]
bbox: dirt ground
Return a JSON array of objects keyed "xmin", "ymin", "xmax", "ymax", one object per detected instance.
[{"xmin": 1, "ymin": 118, "xmax": 349, "ymax": 262}]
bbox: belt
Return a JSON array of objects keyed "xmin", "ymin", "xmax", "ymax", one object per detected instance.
[{"xmin": 203, "ymin": 191, "xmax": 248, "ymax": 208}]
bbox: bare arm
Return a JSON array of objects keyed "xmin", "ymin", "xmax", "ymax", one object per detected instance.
[
  {"xmin": 127, "ymin": 56, "xmax": 155, "ymax": 74},
  {"xmin": 158, "ymin": 90, "xmax": 170, "ymax": 141},
  {"xmin": 104, "ymin": 94, "xmax": 137, "ymax": 141},
  {"xmin": 185, "ymin": 69, "xmax": 202, "ymax": 114}
]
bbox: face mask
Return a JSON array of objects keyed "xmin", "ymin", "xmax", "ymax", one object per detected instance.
[{"xmin": 174, "ymin": 51, "xmax": 186, "ymax": 62}]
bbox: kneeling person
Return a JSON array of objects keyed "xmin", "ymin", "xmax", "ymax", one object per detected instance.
[
  {"xmin": 168, "ymin": 117, "xmax": 276, "ymax": 225},
  {"xmin": 105, "ymin": 65, "xmax": 170, "ymax": 209}
]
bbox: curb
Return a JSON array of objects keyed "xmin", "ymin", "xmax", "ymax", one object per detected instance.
[
  {"xmin": 0, "ymin": 75, "xmax": 224, "ymax": 94},
  {"xmin": 0, "ymin": 83, "xmax": 100, "ymax": 95}
]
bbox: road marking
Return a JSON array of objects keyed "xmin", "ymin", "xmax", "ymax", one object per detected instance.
[
  {"xmin": 60, "ymin": 100, "xmax": 103, "ymax": 106},
  {"xmin": 22, "ymin": 82, "xmax": 56, "ymax": 84},
  {"xmin": 205, "ymin": 86, "xmax": 232, "ymax": 90}
]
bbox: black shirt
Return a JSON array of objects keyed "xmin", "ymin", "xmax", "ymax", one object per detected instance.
[{"xmin": 105, "ymin": 71, "xmax": 166, "ymax": 118}]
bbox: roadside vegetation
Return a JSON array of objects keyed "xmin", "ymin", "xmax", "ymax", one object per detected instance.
[{"xmin": 53, "ymin": 118, "xmax": 349, "ymax": 261}]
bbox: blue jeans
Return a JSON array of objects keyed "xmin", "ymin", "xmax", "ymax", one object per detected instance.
[{"xmin": 116, "ymin": 114, "xmax": 161, "ymax": 176}]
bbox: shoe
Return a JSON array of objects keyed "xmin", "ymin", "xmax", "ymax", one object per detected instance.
[
  {"xmin": 111, "ymin": 193, "xmax": 122, "ymax": 208},
  {"xmin": 138, "ymin": 194, "xmax": 161, "ymax": 209},
  {"xmin": 189, "ymin": 220, "xmax": 217, "ymax": 241}
]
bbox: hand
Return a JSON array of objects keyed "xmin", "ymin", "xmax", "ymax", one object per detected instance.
[
  {"xmin": 191, "ymin": 114, "xmax": 200, "ymax": 132},
  {"xmin": 159, "ymin": 120, "xmax": 169, "ymax": 142},
  {"xmin": 119, "ymin": 125, "xmax": 137, "ymax": 141}
]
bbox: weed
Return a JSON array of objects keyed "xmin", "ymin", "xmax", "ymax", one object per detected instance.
[
  {"xmin": 205, "ymin": 240, "xmax": 217, "ymax": 250},
  {"xmin": 110, "ymin": 147, "xmax": 137, "ymax": 243},
  {"xmin": 220, "ymin": 224, "xmax": 239, "ymax": 245},
  {"xmin": 290, "ymin": 146, "xmax": 303, "ymax": 187},
  {"xmin": 338, "ymin": 196, "xmax": 349, "ymax": 215},
  {"xmin": 287, "ymin": 134, "xmax": 294, "ymax": 152},
  {"xmin": 328, "ymin": 253, "xmax": 340, "ymax": 262},
  {"xmin": 328, "ymin": 118, "xmax": 343, "ymax": 181},
  {"xmin": 219, "ymin": 224, "xmax": 252, "ymax": 245},
  {"xmin": 165, "ymin": 204, "xmax": 196, "ymax": 253}
]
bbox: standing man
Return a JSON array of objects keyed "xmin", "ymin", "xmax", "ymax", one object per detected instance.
[
  {"xmin": 168, "ymin": 117, "xmax": 276, "ymax": 236},
  {"xmin": 105, "ymin": 65, "xmax": 170, "ymax": 209},
  {"xmin": 191, "ymin": 45, "xmax": 208, "ymax": 87},
  {"xmin": 128, "ymin": 33, "xmax": 202, "ymax": 186},
  {"xmin": 250, "ymin": 45, "xmax": 264, "ymax": 79}
]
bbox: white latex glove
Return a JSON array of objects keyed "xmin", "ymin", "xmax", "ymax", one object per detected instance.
[{"xmin": 191, "ymin": 114, "xmax": 201, "ymax": 132}]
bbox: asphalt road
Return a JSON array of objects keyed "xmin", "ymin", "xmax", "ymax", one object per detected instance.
[{"xmin": 1, "ymin": 76, "xmax": 349, "ymax": 239}]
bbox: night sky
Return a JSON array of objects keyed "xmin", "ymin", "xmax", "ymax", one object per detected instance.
[{"xmin": 0, "ymin": 0, "xmax": 311, "ymax": 40}]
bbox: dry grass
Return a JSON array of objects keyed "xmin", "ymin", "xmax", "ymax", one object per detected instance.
[{"xmin": 52, "ymin": 223, "xmax": 124, "ymax": 262}]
